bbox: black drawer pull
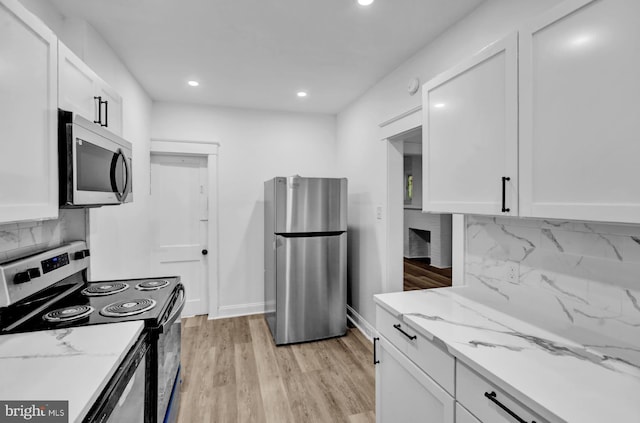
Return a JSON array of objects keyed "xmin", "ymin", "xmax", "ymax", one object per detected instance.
[
  {"xmin": 393, "ymin": 324, "xmax": 417, "ymax": 340},
  {"xmin": 501, "ymin": 176, "xmax": 511, "ymax": 213},
  {"xmin": 373, "ymin": 337, "xmax": 380, "ymax": 365},
  {"xmin": 484, "ymin": 391, "xmax": 536, "ymax": 423}
]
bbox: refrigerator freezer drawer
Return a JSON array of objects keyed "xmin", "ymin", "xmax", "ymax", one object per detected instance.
[
  {"xmin": 273, "ymin": 232, "xmax": 347, "ymax": 345},
  {"xmin": 273, "ymin": 176, "xmax": 347, "ymax": 234}
]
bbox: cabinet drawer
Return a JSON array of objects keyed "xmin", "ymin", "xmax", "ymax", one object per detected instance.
[
  {"xmin": 456, "ymin": 403, "xmax": 481, "ymax": 423},
  {"xmin": 376, "ymin": 306, "xmax": 414, "ymax": 352},
  {"xmin": 376, "ymin": 306, "xmax": 455, "ymax": 395},
  {"xmin": 377, "ymin": 337, "xmax": 454, "ymax": 423},
  {"xmin": 456, "ymin": 363, "xmax": 547, "ymax": 423}
]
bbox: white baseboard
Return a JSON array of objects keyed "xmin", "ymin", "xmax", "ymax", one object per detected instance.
[
  {"xmin": 211, "ymin": 301, "xmax": 265, "ymax": 319},
  {"xmin": 347, "ymin": 305, "xmax": 377, "ymax": 342}
]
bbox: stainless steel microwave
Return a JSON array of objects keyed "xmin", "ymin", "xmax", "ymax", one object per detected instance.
[{"xmin": 58, "ymin": 109, "xmax": 133, "ymax": 207}]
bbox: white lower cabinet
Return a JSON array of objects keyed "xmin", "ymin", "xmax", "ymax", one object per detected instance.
[
  {"xmin": 456, "ymin": 404, "xmax": 481, "ymax": 423},
  {"xmin": 375, "ymin": 302, "xmax": 550, "ymax": 423},
  {"xmin": 376, "ymin": 337, "xmax": 454, "ymax": 423}
]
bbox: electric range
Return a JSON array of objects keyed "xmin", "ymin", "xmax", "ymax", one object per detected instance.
[{"xmin": 0, "ymin": 241, "xmax": 184, "ymax": 423}]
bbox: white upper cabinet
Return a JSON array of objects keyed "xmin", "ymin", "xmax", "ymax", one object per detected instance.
[
  {"xmin": 59, "ymin": 42, "xmax": 123, "ymax": 136},
  {"xmin": 519, "ymin": 0, "xmax": 640, "ymax": 223},
  {"xmin": 0, "ymin": 0, "xmax": 58, "ymax": 223},
  {"xmin": 422, "ymin": 33, "xmax": 518, "ymax": 216}
]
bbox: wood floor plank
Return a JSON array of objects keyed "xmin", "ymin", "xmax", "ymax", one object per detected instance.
[
  {"xmin": 292, "ymin": 340, "xmax": 324, "ymax": 373},
  {"xmin": 235, "ymin": 342, "xmax": 267, "ymax": 423},
  {"xmin": 259, "ymin": 375, "xmax": 295, "ymax": 423},
  {"xmin": 249, "ymin": 318, "xmax": 280, "ymax": 380},
  {"xmin": 348, "ymin": 410, "xmax": 376, "ymax": 423}
]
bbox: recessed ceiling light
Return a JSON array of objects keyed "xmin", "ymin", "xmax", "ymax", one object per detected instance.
[
  {"xmin": 187, "ymin": 80, "xmax": 199, "ymax": 87},
  {"xmin": 358, "ymin": 0, "xmax": 374, "ymax": 5},
  {"xmin": 434, "ymin": 103, "xmax": 446, "ymax": 109},
  {"xmin": 297, "ymin": 91, "xmax": 308, "ymax": 98}
]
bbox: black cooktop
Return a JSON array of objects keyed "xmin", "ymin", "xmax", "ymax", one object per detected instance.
[{"xmin": 1, "ymin": 276, "xmax": 181, "ymax": 334}]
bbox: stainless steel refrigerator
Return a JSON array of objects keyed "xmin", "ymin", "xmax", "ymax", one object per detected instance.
[{"xmin": 264, "ymin": 176, "xmax": 347, "ymax": 345}]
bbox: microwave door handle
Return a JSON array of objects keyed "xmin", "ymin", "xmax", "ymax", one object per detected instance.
[
  {"xmin": 110, "ymin": 149, "xmax": 128, "ymax": 202},
  {"xmin": 120, "ymin": 152, "xmax": 131, "ymax": 202}
]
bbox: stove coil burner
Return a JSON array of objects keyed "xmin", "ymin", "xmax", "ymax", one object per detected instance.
[
  {"xmin": 43, "ymin": 305, "xmax": 94, "ymax": 323},
  {"xmin": 81, "ymin": 282, "xmax": 129, "ymax": 297},
  {"xmin": 100, "ymin": 299, "xmax": 157, "ymax": 318},
  {"xmin": 135, "ymin": 279, "xmax": 170, "ymax": 291}
]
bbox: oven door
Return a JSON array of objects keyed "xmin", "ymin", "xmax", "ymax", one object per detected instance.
[
  {"xmin": 156, "ymin": 286, "xmax": 185, "ymax": 423},
  {"xmin": 84, "ymin": 333, "xmax": 148, "ymax": 423}
]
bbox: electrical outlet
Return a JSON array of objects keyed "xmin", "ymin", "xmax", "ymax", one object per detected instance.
[{"xmin": 506, "ymin": 261, "xmax": 519, "ymax": 283}]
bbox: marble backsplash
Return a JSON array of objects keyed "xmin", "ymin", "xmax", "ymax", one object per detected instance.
[
  {"xmin": 0, "ymin": 209, "xmax": 86, "ymax": 263},
  {"xmin": 464, "ymin": 215, "xmax": 640, "ymax": 348}
]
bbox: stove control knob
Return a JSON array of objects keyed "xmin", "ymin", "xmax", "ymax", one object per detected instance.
[
  {"xmin": 74, "ymin": 250, "xmax": 90, "ymax": 260},
  {"xmin": 14, "ymin": 268, "xmax": 39, "ymax": 284},
  {"xmin": 14, "ymin": 271, "xmax": 31, "ymax": 284}
]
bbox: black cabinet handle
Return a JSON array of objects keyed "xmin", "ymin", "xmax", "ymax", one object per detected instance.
[
  {"xmin": 501, "ymin": 176, "xmax": 511, "ymax": 213},
  {"xmin": 103, "ymin": 100, "xmax": 108, "ymax": 127},
  {"xmin": 484, "ymin": 391, "xmax": 536, "ymax": 423},
  {"xmin": 94, "ymin": 96, "xmax": 102, "ymax": 124},
  {"xmin": 373, "ymin": 337, "xmax": 380, "ymax": 365},
  {"xmin": 93, "ymin": 96, "xmax": 108, "ymax": 127},
  {"xmin": 393, "ymin": 324, "xmax": 417, "ymax": 340},
  {"xmin": 202, "ymin": 249, "xmax": 208, "ymax": 256}
]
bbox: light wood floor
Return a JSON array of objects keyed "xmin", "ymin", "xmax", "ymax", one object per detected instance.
[
  {"xmin": 403, "ymin": 258, "xmax": 452, "ymax": 291},
  {"xmin": 177, "ymin": 314, "xmax": 375, "ymax": 423}
]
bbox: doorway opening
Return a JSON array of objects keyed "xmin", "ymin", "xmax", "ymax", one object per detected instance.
[{"xmin": 396, "ymin": 127, "xmax": 453, "ymax": 291}]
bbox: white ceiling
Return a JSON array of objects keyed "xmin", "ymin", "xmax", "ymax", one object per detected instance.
[{"xmin": 48, "ymin": 0, "xmax": 484, "ymax": 114}]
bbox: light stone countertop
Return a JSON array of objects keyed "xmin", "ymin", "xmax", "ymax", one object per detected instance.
[
  {"xmin": 0, "ymin": 321, "xmax": 144, "ymax": 423},
  {"xmin": 374, "ymin": 287, "xmax": 640, "ymax": 423}
]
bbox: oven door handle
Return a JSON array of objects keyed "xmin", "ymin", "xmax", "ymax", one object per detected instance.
[{"xmin": 160, "ymin": 286, "xmax": 185, "ymax": 333}]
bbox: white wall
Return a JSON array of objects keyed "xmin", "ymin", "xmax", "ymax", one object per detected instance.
[
  {"xmin": 150, "ymin": 103, "xmax": 337, "ymax": 315},
  {"xmin": 18, "ymin": 0, "xmax": 153, "ymax": 278},
  {"xmin": 336, "ymin": 0, "xmax": 563, "ymax": 327}
]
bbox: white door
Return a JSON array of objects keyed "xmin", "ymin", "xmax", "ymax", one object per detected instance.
[
  {"xmin": 150, "ymin": 154, "xmax": 209, "ymax": 317},
  {"xmin": 422, "ymin": 33, "xmax": 518, "ymax": 216},
  {"xmin": 519, "ymin": 0, "xmax": 640, "ymax": 224},
  {"xmin": 376, "ymin": 337, "xmax": 454, "ymax": 423}
]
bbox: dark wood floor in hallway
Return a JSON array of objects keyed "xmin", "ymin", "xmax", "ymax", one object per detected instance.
[
  {"xmin": 177, "ymin": 314, "xmax": 375, "ymax": 423},
  {"xmin": 403, "ymin": 258, "xmax": 452, "ymax": 291}
]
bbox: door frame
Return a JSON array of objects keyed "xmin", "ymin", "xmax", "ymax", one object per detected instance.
[
  {"xmin": 379, "ymin": 107, "xmax": 465, "ymax": 289},
  {"xmin": 150, "ymin": 139, "xmax": 220, "ymax": 318}
]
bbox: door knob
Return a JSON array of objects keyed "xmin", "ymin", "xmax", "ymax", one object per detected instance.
[{"xmin": 202, "ymin": 249, "xmax": 208, "ymax": 255}]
